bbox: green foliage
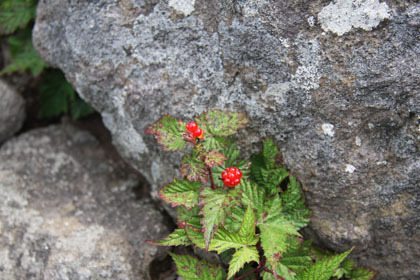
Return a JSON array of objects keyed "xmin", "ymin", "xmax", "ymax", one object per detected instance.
[
  {"xmin": 296, "ymin": 249, "xmax": 352, "ymax": 280},
  {"xmin": 199, "ymin": 188, "xmax": 241, "ymax": 248},
  {"xmin": 181, "ymin": 150, "xmax": 209, "ymax": 183},
  {"xmin": 0, "ymin": 0, "xmax": 95, "ymax": 120},
  {"xmin": 250, "ymin": 138, "xmax": 289, "ymax": 196},
  {"xmin": 158, "ymin": 179, "xmax": 200, "ymax": 209},
  {"xmin": 38, "ymin": 70, "xmax": 94, "ymax": 119},
  {"xmin": 147, "ymin": 111, "xmax": 375, "ymax": 280},
  {"xmin": 281, "ymin": 177, "xmax": 311, "ymax": 230},
  {"xmin": 170, "ymin": 253, "xmax": 225, "ymax": 280},
  {"xmin": 148, "ymin": 229, "xmax": 191, "ymax": 246},
  {"xmin": 0, "ymin": 0, "xmax": 37, "ymax": 35},
  {"xmin": 0, "ymin": 28, "xmax": 45, "ymax": 75},
  {"xmin": 145, "ymin": 115, "xmax": 187, "ymax": 151}
]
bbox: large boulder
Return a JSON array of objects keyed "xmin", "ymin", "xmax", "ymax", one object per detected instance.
[
  {"xmin": 0, "ymin": 124, "xmax": 170, "ymax": 279},
  {"xmin": 33, "ymin": 1, "xmax": 420, "ymax": 279},
  {"xmin": 0, "ymin": 79, "xmax": 25, "ymax": 143}
]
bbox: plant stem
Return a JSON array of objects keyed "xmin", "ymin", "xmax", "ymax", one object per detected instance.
[
  {"xmin": 234, "ymin": 268, "xmax": 258, "ymax": 280},
  {"xmin": 208, "ymin": 166, "xmax": 215, "ymax": 190}
]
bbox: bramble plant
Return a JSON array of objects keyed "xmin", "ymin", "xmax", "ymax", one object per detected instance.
[{"xmin": 146, "ymin": 110, "xmax": 375, "ymax": 280}]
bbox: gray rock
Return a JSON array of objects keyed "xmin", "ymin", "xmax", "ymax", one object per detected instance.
[
  {"xmin": 33, "ymin": 1, "xmax": 420, "ymax": 279},
  {"xmin": 0, "ymin": 124, "xmax": 170, "ymax": 279},
  {"xmin": 0, "ymin": 79, "xmax": 25, "ymax": 143}
]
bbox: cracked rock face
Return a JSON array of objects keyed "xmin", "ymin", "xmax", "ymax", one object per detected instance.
[
  {"xmin": 0, "ymin": 125, "xmax": 169, "ymax": 279},
  {"xmin": 33, "ymin": 1, "xmax": 420, "ymax": 279}
]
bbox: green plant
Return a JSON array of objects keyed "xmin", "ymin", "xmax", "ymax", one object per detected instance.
[
  {"xmin": 0, "ymin": 0, "xmax": 94, "ymax": 119},
  {"xmin": 146, "ymin": 110, "xmax": 376, "ymax": 280}
]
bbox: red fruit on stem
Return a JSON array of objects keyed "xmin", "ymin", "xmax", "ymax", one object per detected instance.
[
  {"xmin": 194, "ymin": 128, "xmax": 204, "ymax": 138},
  {"xmin": 221, "ymin": 171, "xmax": 228, "ymax": 179},
  {"xmin": 186, "ymin": 122, "xmax": 198, "ymax": 132}
]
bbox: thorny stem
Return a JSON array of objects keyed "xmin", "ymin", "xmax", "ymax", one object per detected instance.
[{"xmin": 208, "ymin": 166, "xmax": 215, "ymax": 190}]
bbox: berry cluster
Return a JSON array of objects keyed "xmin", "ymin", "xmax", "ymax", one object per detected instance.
[
  {"xmin": 221, "ymin": 167, "xmax": 242, "ymax": 188},
  {"xmin": 186, "ymin": 122, "xmax": 204, "ymax": 139}
]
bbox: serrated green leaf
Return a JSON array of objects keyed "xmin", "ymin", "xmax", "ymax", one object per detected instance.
[
  {"xmin": 259, "ymin": 195, "xmax": 301, "ymax": 271},
  {"xmin": 178, "ymin": 206, "xmax": 202, "ymax": 228},
  {"xmin": 209, "ymin": 227, "xmax": 247, "ymax": 254},
  {"xmin": 210, "ymin": 227, "xmax": 258, "ymax": 254},
  {"xmin": 148, "ymin": 229, "xmax": 191, "ymax": 246},
  {"xmin": 185, "ymin": 226, "xmax": 206, "ymax": 249},
  {"xmin": 310, "ymin": 246, "xmax": 334, "ymax": 261},
  {"xmin": 280, "ymin": 237, "xmax": 312, "ymax": 273},
  {"xmin": 145, "ymin": 115, "xmax": 186, "ymax": 151},
  {"xmin": 281, "ymin": 176, "xmax": 311, "ymax": 230},
  {"xmin": 296, "ymin": 248, "xmax": 353, "ymax": 280},
  {"xmin": 220, "ymin": 141, "xmax": 240, "ymax": 165},
  {"xmin": 205, "ymin": 151, "xmax": 226, "ymax": 168},
  {"xmin": 181, "ymin": 152, "xmax": 209, "ymax": 183},
  {"xmin": 239, "ymin": 204, "xmax": 256, "ymax": 240},
  {"xmin": 169, "ymin": 253, "xmax": 224, "ymax": 280},
  {"xmin": 262, "ymin": 138, "xmax": 279, "ymax": 169},
  {"xmin": 202, "ymin": 135, "xmax": 229, "ymax": 152},
  {"xmin": 341, "ymin": 259, "xmax": 355, "ymax": 273},
  {"xmin": 274, "ymin": 263, "xmax": 296, "ymax": 280},
  {"xmin": 197, "ymin": 110, "xmax": 248, "ymax": 137},
  {"xmin": 158, "ymin": 179, "xmax": 200, "ymax": 209},
  {"xmin": 199, "ymin": 188, "xmax": 241, "ymax": 248},
  {"xmin": 250, "ymin": 150, "xmax": 288, "ymax": 196},
  {"xmin": 227, "ymin": 246, "xmax": 259, "ymax": 279},
  {"xmin": 0, "ymin": 0, "xmax": 37, "ymax": 35},
  {"xmin": 1, "ymin": 43, "xmax": 45, "ymax": 76},
  {"xmin": 350, "ymin": 267, "xmax": 376, "ymax": 280},
  {"xmin": 238, "ymin": 180, "xmax": 265, "ymax": 220},
  {"xmin": 224, "ymin": 206, "xmax": 246, "ymax": 233}
]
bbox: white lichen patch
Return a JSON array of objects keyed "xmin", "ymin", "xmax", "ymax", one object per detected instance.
[
  {"xmin": 322, "ymin": 123, "xmax": 335, "ymax": 137},
  {"xmin": 307, "ymin": 16, "xmax": 315, "ymax": 27},
  {"xmin": 355, "ymin": 136, "xmax": 362, "ymax": 146},
  {"xmin": 291, "ymin": 38, "xmax": 321, "ymax": 90},
  {"xmin": 345, "ymin": 164, "xmax": 356, "ymax": 173},
  {"xmin": 318, "ymin": 0, "xmax": 390, "ymax": 36},
  {"xmin": 168, "ymin": 0, "xmax": 195, "ymax": 16}
]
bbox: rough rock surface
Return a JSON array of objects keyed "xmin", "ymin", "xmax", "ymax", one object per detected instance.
[
  {"xmin": 0, "ymin": 124, "xmax": 170, "ymax": 279},
  {"xmin": 33, "ymin": 1, "xmax": 420, "ymax": 279},
  {"xmin": 0, "ymin": 79, "xmax": 25, "ymax": 143}
]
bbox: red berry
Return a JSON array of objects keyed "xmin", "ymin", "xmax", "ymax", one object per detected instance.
[
  {"xmin": 228, "ymin": 167, "xmax": 237, "ymax": 173},
  {"xmin": 222, "ymin": 167, "xmax": 242, "ymax": 187},
  {"xmin": 194, "ymin": 128, "xmax": 204, "ymax": 138},
  {"xmin": 186, "ymin": 122, "xmax": 198, "ymax": 132}
]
